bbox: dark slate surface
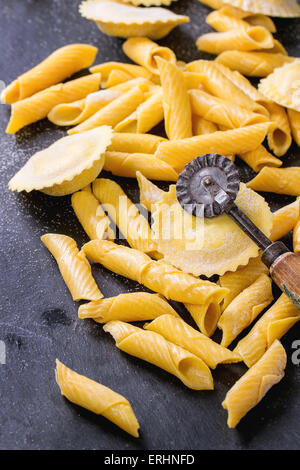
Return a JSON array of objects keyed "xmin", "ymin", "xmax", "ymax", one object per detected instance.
[{"xmin": 0, "ymin": 0, "xmax": 300, "ymax": 451}]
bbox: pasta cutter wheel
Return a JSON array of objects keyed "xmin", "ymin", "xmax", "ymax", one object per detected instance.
[{"xmin": 176, "ymin": 154, "xmax": 300, "ymax": 310}]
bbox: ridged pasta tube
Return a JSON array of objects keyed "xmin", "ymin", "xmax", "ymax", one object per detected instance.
[
  {"xmin": 156, "ymin": 57, "xmax": 192, "ymax": 140},
  {"xmin": 271, "ymin": 199, "xmax": 300, "ymax": 242},
  {"xmin": 196, "ymin": 27, "xmax": 274, "ymax": 55},
  {"xmin": 6, "ymin": 73, "xmax": 101, "ymax": 134},
  {"xmin": 90, "ymin": 61, "xmax": 152, "ymax": 87},
  {"xmin": 192, "ymin": 115, "xmax": 218, "ymax": 135},
  {"xmin": 235, "ymin": 294, "xmax": 300, "ymax": 367},
  {"xmin": 155, "ymin": 122, "xmax": 272, "ymax": 172},
  {"xmin": 206, "ymin": 9, "xmax": 255, "ymax": 32},
  {"xmin": 247, "ymin": 167, "xmax": 300, "ymax": 196},
  {"xmin": 41, "ymin": 234, "xmax": 102, "ymax": 301},
  {"xmin": 218, "ymin": 273, "xmax": 273, "ymax": 347},
  {"xmin": 189, "ymin": 89, "xmax": 267, "ymax": 128},
  {"xmin": 218, "ymin": 256, "xmax": 268, "ymax": 312},
  {"xmin": 55, "ymin": 360, "xmax": 139, "ymax": 437},
  {"xmin": 104, "ymin": 321, "xmax": 214, "ymax": 390},
  {"xmin": 93, "ymin": 178, "xmax": 158, "ymax": 256},
  {"xmin": 108, "ymin": 133, "xmax": 166, "ymax": 154},
  {"xmin": 82, "ymin": 240, "xmax": 227, "ymax": 306},
  {"xmin": 122, "ymin": 37, "xmax": 176, "ymax": 75},
  {"xmin": 215, "ymin": 51, "xmax": 295, "ymax": 77},
  {"xmin": 238, "ymin": 145, "xmax": 282, "ymax": 172},
  {"xmin": 68, "ymin": 85, "xmax": 147, "ymax": 134},
  {"xmin": 78, "ymin": 292, "xmax": 179, "ymax": 323},
  {"xmin": 103, "ymin": 151, "xmax": 178, "ymax": 181},
  {"xmin": 1, "ymin": 44, "xmax": 98, "ymax": 104},
  {"xmin": 293, "ymin": 220, "xmax": 300, "ymax": 254},
  {"xmin": 288, "ymin": 109, "xmax": 300, "ymax": 147},
  {"xmin": 222, "ymin": 340, "xmax": 286, "ymax": 428},
  {"xmin": 145, "ymin": 314, "xmax": 241, "ymax": 369},
  {"xmin": 264, "ymin": 101, "xmax": 292, "ymax": 157},
  {"xmin": 71, "ymin": 190, "xmax": 114, "ymax": 241},
  {"xmin": 199, "ymin": 0, "xmax": 224, "ymax": 8}
]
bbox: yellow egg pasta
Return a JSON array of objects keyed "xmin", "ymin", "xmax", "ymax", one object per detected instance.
[
  {"xmin": 83, "ymin": 240, "xmax": 227, "ymax": 306},
  {"xmin": 206, "ymin": 9, "xmax": 254, "ymax": 32},
  {"xmin": 1, "ymin": 44, "xmax": 98, "ymax": 104},
  {"xmin": 199, "ymin": 0, "xmax": 224, "ymax": 8},
  {"xmin": 234, "ymin": 294, "xmax": 299, "ymax": 367},
  {"xmin": 123, "ymin": 37, "xmax": 176, "ymax": 75},
  {"xmin": 145, "ymin": 314, "xmax": 241, "ymax": 369},
  {"xmin": 196, "ymin": 27, "xmax": 273, "ymax": 55},
  {"xmin": 215, "ymin": 51, "xmax": 295, "ymax": 77},
  {"xmin": 218, "ymin": 273, "xmax": 273, "ymax": 347},
  {"xmin": 219, "ymin": 256, "xmax": 268, "ymax": 311},
  {"xmin": 104, "ymin": 321, "xmax": 213, "ymax": 390},
  {"xmin": 137, "ymin": 171, "xmax": 165, "ymax": 211},
  {"xmin": 217, "ymin": 5, "xmax": 276, "ymax": 32},
  {"xmin": 155, "ymin": 122, "xmax": 272, "ymax": 172},
  {"xmin": 71, "ymin": 190, "xmax": 114, "ymax": 241},
  {"xmin": 293, "ymin": 219, "xmax": 300, "ymax": 254},
  {"xmin": 41, "ymin": 234, "xmax": 103, "ymax": 301},
  {"xmin": 192, "ymin": 115, "xmax": 218, "ymax": 135},
  {"xmin": 109, "ymin": 132, "xmax": 166, "ymax": 154},
  {"xmin": 263, "ymin": 101, "xmax": 292, "ymax": 156},
  {"xmin": 223, "ymin": 340, "xmax": 286, "ymax": 428},
  {"xmin": 155, "ymin": 58, "xmax": 192, "ymax": 140},
  {"xmin": 79, "ymin": 0, "xmax": 189, "ymax": 40},
  {"xmin": 270, "ymin": 199, "xmax": 300, "ymax": 242},
  {"xmin": 288, "ymin": 109, "xmax": 300, "ymax": 147},
  {"xmin": 247, "ymin": 167, "xmax": 300, "ymax": 196},
  {"xmin": 68, "ymin": 84, "xmax": 148, "ymax": 134},
  {"xmin": 92, "ymin": 178, "xmax": 158, "ymax": 256},
  {"xmin": 9, "ymin": 126, "xmax": 112, "ymax": 196},
  {"xmin": 103, "ymin": 151, "xmax": 178, "ymax": 181},
  {"xmin": 189, "ymin": 89, "xmax": 267, "ymax": 128},
  {"xmin": 221, "ymin": 0, "xmax": 300, "ymax": 18},
  {"xmin": 78, "ymin": 292, "xmax": 179, "ymax": 322},
  {"xmin": 183, "ymin": 302, "xmax": 221, "ymax": 337},
  {"xmin": 6, "ymin": 73, "xmax": 101, "ymax": 134},
  {"xmin": 238, "ymin": 145, "xmax": 282, "ymax": 172},
  {"xmin": 90, "ymin": 61, "xmax": 152, "ymax": 86},
  {"xmin": 55, "ymin": 360, "xmax": 139, "ymax": 437}
]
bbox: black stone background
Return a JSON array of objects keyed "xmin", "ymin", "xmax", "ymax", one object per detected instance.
[{"xmin": 0, "ymin": 0, "xmax": 300, "ymax": 450}]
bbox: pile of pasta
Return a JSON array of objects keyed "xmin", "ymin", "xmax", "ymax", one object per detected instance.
[{"xmin": 3, "ymin": 0, "xmax": 300, "ymax": 436}]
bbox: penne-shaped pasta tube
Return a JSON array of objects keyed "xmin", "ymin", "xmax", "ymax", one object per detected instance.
[
  {"xmin": 68, "ymin": 84, "xmax": 147, "ymax": 134},
  {"xmin": 222, "ymin": 340, "xmax": 286, "ymax": 428},
  {"xmin": 270, "ymin": 199, "xmax": 300, "ymax": 242},
  {"xmin": 156, "ymin": 58, "xmax": 192, "ymax": 140},
  {"xmin": 235, "ymin": 294, "xmax": 300, "ymax": 367},
  {"xmin": 206, "ymin": 9, "xmax": 252, "ymax": 32},
  {"xmin": 214, "ymin": 5, "xmax": 276, "ymax": 33},
  {"xmin": 71, "ymin": 190, "xmax": 114, "ymax": 241},
  {"xmin": 288, "ymin": 109, "xmax": 300, "ymax": 147},
  {"xmin": 145, "ymin": 314, "xmax": 241, "ymax": 369},
  {"xmin": 6, "ymin": 73, "xmax": 101, "ymax": 134},
  {"xmin": 122, "ymin": 37, "xmax": 176, "ymax": 75},
  {"xmin": 78, "ymin": 292, "xmax": 179, "ymax": 323},
  {"xmin": 199, "ymin": 0, "xmax": 224, "ymax": 8},
  {"xmin": 215, "ymin": 51, "xmax": 295, "ymax": 77},
  {"xmin": 90, "ymin": 61, "xmax": 152, "ymax": 87},
  {"xmin": 55, "ymin": 360, "xmax": 139, "ymax": 437},
  {"xmin": 104, "ymin": 321, "xmax": 213, "ymax": 390},
  {"xmin": 219, "ymin": 256, "xmax": 268, "ymax": 312},
  {"xmin": 155, "ymin": 122, "xmax": 272, "ymax": 172},
  {"xmin": 108, "ymin": 133, "xmax": 166, "ymax": 154},
  {"xmin": 293, "ymin": 220, "xmax": 300, "ymax": 254},
  {"xmin": 184, "ymin": 302, "xmax": 221, "ymax": 337},
  {"xmin": 1, "ymin": 44, "xmax": 98, "ymax": 104},
  {"xmin": 196, "ymin": 27, "xmax": 274, "ymax": 55},
  {"xmin": 82, "ymin": 240, "xmax": 227, "ymax": 306},
  {"xmin": 263, "ymin": 102, "xmax": 292, "ymax": 157},
  {"xmin": 189, "ymin": 89, "xmax": 267, "ymax": 128},
  {"xmin": 192, "ymin": 115, "xmax": 218, "ymax": 135},
  {"xmin": 93, "ymin": 178, "xmax": 158, "ymax": 256},
  {"xmin": 238, "ymin": 145, "xmax": 282, "ymax": 172},
  {"xmin": 218, "ymin": 274, "xmax": 273, "ymax": 347},
  {"xmin": 41, "ymin": 234, "xmax": 103, "ymax": 301},
  {"xmin": 247, "ymin": 167, "xmax": 300, "ymax": 196},
  {"xmin": 115, "ymin": 88, "xmax": 164, "ymax": 134},
  {"xmin": 103, "ymin": 151, "xmax": 178, "ymax": 181}
]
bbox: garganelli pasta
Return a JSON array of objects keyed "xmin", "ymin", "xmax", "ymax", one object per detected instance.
[
  {"xmin": 145, "ymin": 314, "xmax": 241, "ymax": 369},
  {"xmin": 55, "ymin": 360, "xmax": 139, "ymax": 437},
  {"xmin": 90, "ymin": 61, "xmax": 153, "ymax": 87},
  {"xmin": 235, "ymin": 294, "xmax": 300, "ymax": 367},
  {"xmin": 108, "ymin": 132, "xmax": 166, "ymax": 154},
  {"xmin": 184, "ymin": 302, "xmax": 221, "ymax": 337},
  {"xmin": 123, "ymin": 37, "xmax": 176, "ymax": 75},
  {"xmin": 78, "ymin": 292, "xmax": 179, "ymax": 323},
  {"xmin": 293, "ymin": 220, "xmax": 300, "ymax": 254},
  {"xmin": 41, "ymin": 234, "xmax": 103, "ymax": 301},
  {"xmin": 222, "ymin": 340, "xmax": 286, "ymax": 428},
  {"xmin": 6, "ymin": 73, "xmax": 101, "ymax": 134},
  {"xmin": 263, "ymin": 101, "xmax": 292, "ymax": 156},
  {"xmin": 270, "ymin": 199, "xmax": 300, "ymax": 242},
  {"xmin": 288, "ymin": 109, "xmax": 300, "ymax": 146},
  {"xmin": 104, "ymin": 321, "xmax": 214, "ymax": 390},
  {"xmin": 238, "ymin": 145, "xmax": 282, "ymax": 172},
  {"xmin": 247, "ymin": 167, "xmax": 300, "ymax": 196},
  {"xmin": 82, "ymin": 240, "xmax": 227, "ymax": 306},
  {"xmin": 1, "ymin": 44, "xmax": 98, "ymax": 104},
  {"xmin": 218, "ymin": 273, "xmax": 273, "ymax": 347}
]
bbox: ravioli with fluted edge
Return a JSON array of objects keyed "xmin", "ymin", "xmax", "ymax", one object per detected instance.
[
  {"xmin": 151, "ymin": 183, "xmax": 272, "ymax": 277},
  {"xmin": 8, "ymin": 126, "xmax": 112, "ymax": 196}
]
